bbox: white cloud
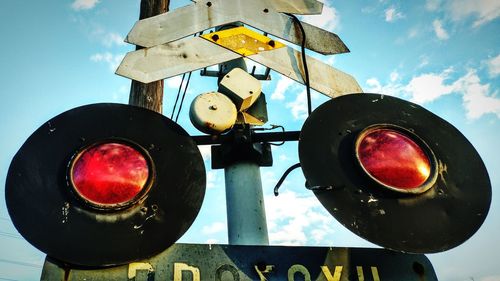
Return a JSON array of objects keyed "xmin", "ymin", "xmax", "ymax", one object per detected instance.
[
  {"xmin": 453, "ymin": 70, "xmax": 500, "ymax": 120},
  {"xmin": 286, "ymin": 90, "xmax": 319, "ymax": 120},
  {"xmin": 102, "ymin": 32, "xmax": 126, "ymax": 47},
  {"xmin": 487, "ymin": 54, "xmax": 500, "ymax": 77},
  {"xmin": 385, "ymin": 7, "xmax": 404, "ymax": 22},
  {"xmin": 448, "ymin": 0, "xmax": 500, "ymax": 27},
  {"xmin": 368, "ymin": 67, "xmax": 500, "ymax": 120},
  {"xmin": 271, "ymin": 76, "xmax": 295, "ymax": 100},
  {"xmin": 72, "ymin": 0, "xmax": 99, "ymax": 11},
  {"xmin": 364, "ymin": 77, "xmax": 404, "ymax": 97},
  {"xmin": 265, "ymin": 191, "xmax": 335, "ymax": 245},
  {"xmin": 202, "ymin": 222, "xmax": 226, "ymax": 235},
  {"xmin": 405, "ymin": 68, "xmax": 455, "ymax": 104},
  {"xmin": 90, "ymin": 52, "xmax": 124, "ymax": 71},
  {"xmin": 433, "ymin": 19, "xmax": 449, "ymax": 40},
  {"xmin": 301, "ymin": 3, "xmax": 340, "ymax": 31},
  {"xmin": 89, "ymin": 26, "xmax": 126, "ymax": 48},
  {"xmin": 429, "ymin": 0, "xmax": 498, "ymax": 28}
]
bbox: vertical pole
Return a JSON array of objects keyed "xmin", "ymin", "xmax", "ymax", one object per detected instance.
[
  {"xmin": 225, "ymin": 162, "xmax": 269, "ymax": 245},
  {"xmin": 129, "ymin": 0, "xmax": 169, "ymax": 112},
  {"xmin": 217, "ymin": 47, "xmax": 269, "ymax": 245}
]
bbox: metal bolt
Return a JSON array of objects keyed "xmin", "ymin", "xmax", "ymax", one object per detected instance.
[{"xmin": 209, "ymin": 105, "xmax": 218, "ymax": 110}]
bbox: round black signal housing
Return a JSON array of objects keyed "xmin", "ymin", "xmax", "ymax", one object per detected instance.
[
  {"xmin": 299, "ymin": 93, "xmax": 491, "ymax": 253},
  {"xmin": 5, "ymin": 103, "xmax": 206, "ymax": 266}
]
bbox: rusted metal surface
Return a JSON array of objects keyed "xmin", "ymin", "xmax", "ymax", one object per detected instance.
[
  {"xmin": 41, "ymin": 243, "xmax": 438, "ymax": 280},
  {"xmin": 125, "ymin": 0, "xmax": 348, "ymax": 55},
  {"xmin": 117, "ymin": 37, "xmax": 361, "ymax": 99}
]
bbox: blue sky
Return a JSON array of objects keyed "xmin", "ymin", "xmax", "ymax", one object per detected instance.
[{"xmin": 0, "ymin": 0, "xmax": 499, "ymax": 280}]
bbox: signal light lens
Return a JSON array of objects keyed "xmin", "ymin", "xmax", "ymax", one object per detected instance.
[
  {"xmin": 70, "ymin": 142, "xmax": 150, "ymax": 208},
  {"xmin": 355, "ymin": 127, "xmax": 434, "ymax": 193}
]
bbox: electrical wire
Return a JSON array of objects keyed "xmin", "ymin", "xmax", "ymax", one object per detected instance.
[
  {"xmin": 285, "ymin": 13, "xmax": 312, "ymax": 116},
  {"xmin": 273, "ymin": 163, "xmax": 301, "ymax": 196},
  {"xmin": 175, "ymin": 71, "xmax": 192, "ymax": 122},
  {"xmin": 171, "ymin": 32, "xmax": 202, "ymax": 122},
  {"xmin": 252, "ymin": 125, "xmax": 286, "ymax": 146},
  {"xmin": 271, "ymin": 14, "xmax": 311, "ymax": 196},
  {"xmin": 170, "ymin": 73, "xmax": 186, "ymax": 119}
]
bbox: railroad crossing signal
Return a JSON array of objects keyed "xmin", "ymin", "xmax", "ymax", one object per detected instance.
[
  {"xmin": 298, "ymin": 94, "xmax": 491, "ymax": 253},
  {"xmin": 4, "ymin": 0, "xmax": 492, "ymax": 274},
  {"xmin": 6, "ymin": 104, "xmax": 206, "ymax": 266}
]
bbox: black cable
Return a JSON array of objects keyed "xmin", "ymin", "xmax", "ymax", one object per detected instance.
[
  {"xmin": 285, "ymin": 13, "xmax": 312, "ymax": 115},
  {"xmin": 171, "ymin": 73, "xmax": 186, "ymax": 119},
  {"xmin": 252, "ymin": 125, "xmax": 286, "ymax": 146},
  {"xmin": 267, "ymin": 125, "xmax": 285, "ymax": 146},
  {"xmin": 175, "ymin": 71, "xmax": 192, "ymax": 122},
  {"xmin": 274, "ymin": 163, "xmax": 301, "ymax": 196},
  {"xmin": 171, "ymin": 31, "xmax": 203, "ymax": 122}
]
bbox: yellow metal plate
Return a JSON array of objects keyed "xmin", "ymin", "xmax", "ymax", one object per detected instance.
[{"xmin": 202, "ymin": 26, "xmax": 285, "ymax": 56}]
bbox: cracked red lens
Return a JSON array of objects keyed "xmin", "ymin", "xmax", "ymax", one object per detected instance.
[
  {"xmin": 71, "ymin": 143, "xmax": 149, "ymax": 206},
  {"xmin": 357, "ymin": 129, "xmax": 431, "ymax": 190}
]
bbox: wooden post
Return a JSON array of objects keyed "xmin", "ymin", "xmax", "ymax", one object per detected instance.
[{"xmin": 129, "ymin": 0, "xmax": 169, "ymax": 113}]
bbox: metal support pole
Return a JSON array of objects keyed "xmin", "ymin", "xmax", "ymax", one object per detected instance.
[
  {"xmin": 216, "ymin": 25, "xmax": 270, "ymax": 245},
  {"xmin": 225, "ymin": 162, "xmax": 269, "ymax": 245}
]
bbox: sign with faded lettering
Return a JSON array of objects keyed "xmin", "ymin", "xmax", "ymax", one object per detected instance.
[{"xmin": 41, "ymin": 243, "xmax": 437, "ymax": 281}]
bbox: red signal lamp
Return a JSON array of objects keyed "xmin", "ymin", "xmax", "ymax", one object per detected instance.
[
  {"xmin": 70, "ymin": 142, "xmax": 152, "ymax": 209},
  {"xmin": 355, "ymin": 125, "xmax": 437, "ymax": 194}
]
